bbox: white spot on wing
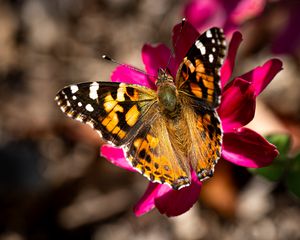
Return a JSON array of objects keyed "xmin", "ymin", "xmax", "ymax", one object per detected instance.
[
  {"xmin": 212, "ymin": 47, "xmax": 216, "ymax": 52},
  {"xmin": 70, "ymin": 85, "xmax": 79, "ymax": 94},
  {"xmin": 86, "ymin": 121, "xmax": 94, "ymax": 128},
  {"xmin": 60, "ymin": 106, "xmax": 67, "ymax": 112},
  {"xmin": 78, "ymin": 102, "xmax": 82, "ymax": 107},
  {"xmin": 85, "ymin": 104, "xmax": 94, "ymax": 112},
  {"xmin": 220, "ymin": 57, "xmax": 224, "ymax": 65},
  {"xmin": 117, "ymin": 83, "xmax": 126, "ymax": 101},
  {"xmin": 97, "ymin": 130, "xmax": 103, "ymax": 138},
  {"xmin": 212, "ymin": 39, "xmax": 215, "ymax": 44},
  {"xmin": 72, "ymin": 95, "xmax": 77, "ymax": 100},
  {"xmin": 195, "ymin": 40, "xmax": 206, "ymax": 55},
  {"xmin": 206, "ymin": 30, "xmax": 212, "ymax": 38},
  {"xmin": 89, "ymin": 82, "xmax": 99, "ymax": 100},
  {"xmin": 75, "ymin": 115, "xmax": 83, "ymax": 122},
  {"xmin": 209, "ymin": 54, "xmax": 214, "ymax": 63}
]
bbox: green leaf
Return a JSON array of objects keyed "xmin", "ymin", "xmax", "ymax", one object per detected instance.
[
  {"xmin": 265, "ymin": 134, "xmax": 291, "ymax": 158},
  {"xmin": 249, "ymin": 134, "xmax": 291, "ymax": 181},
  {"xmin": 250, "ymin": 162, "xmax": 285, "ymax": 181},
  {"xmin": 286, "ymin": 153, "xmax": 300, "ymax": 198}
]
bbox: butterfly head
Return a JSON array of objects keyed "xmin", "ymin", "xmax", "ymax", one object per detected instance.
[{"xmin": 156, "ymin": 68, "xmax": 173, "ymax": 85}]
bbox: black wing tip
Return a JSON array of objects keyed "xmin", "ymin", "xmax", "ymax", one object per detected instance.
[{"xmin": 205, "ymin": 27, "xmax": 224, "ymax": 33}]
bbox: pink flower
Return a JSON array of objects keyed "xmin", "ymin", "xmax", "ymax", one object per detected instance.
[
  {"xmin": 101, "ymin": 22, "xmax": 282, "ymax": 217},
  {"xmin": 184, "ymin": 0, "xmax": 300, "ymax": 55},
  {"xmin": 183, "ymin": 0, "xmax": 266, "ymax": 36}
]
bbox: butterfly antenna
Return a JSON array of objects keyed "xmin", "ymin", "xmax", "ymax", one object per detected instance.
[
  {"xmin": 165, "ymin": 18, "xmax": 186, "ymax": 73},
  {"xmin": 102, "ymin": 55, "xmax": 156, "ymax": 79}
]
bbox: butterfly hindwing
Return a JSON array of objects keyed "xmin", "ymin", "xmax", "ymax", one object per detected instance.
[
  {"xmin": 127, "ymin": 115, "xmax": 191, "ymax": 190},
  {"xmin": 176, "ymin": 27, "xmax": 226, "ymax": 109},
  {"xmin": 55, "ymin": 82, "xmax": 157, "ymax": 146},
  {"xmin": 193, "ymin": 109, "xmax": 222, "ymax": 180}
]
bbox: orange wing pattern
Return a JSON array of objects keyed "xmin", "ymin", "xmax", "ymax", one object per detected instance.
[
  {"xmin": 176, "ymin": 28, "xmax": 226, "ymax": 109},
  {"xmin": 126, "ymin": 114, "xmax": 191, "ymax": 190},
  {"xmin": 193, "ymin": 109, "xmax": 222, "ymax": 180},
  {"xmin": 56, "ymin": 82, "xmax": 156, "ymax": 146}
]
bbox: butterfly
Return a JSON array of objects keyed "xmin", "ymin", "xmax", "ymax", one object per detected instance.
[{"xmin": 55, "ymin": 27, "xmax": 226, "ymax": 190}]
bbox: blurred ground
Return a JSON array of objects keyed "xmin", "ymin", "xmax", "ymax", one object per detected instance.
[{"xmin": 0, "ymin": 0, "xmax": 300, "ymax": 240}]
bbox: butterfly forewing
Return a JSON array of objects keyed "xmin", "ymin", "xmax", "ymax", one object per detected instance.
[
  {"xmin": 176, "ymin": 27, "xmax": 226, "ymax": 109},
  {"xmin": 55, "ymin": 82, "xmax": 157, "ymax": 146}
]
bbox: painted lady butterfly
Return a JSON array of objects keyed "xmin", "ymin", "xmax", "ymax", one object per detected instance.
[{"xmin": 55, "ymin": 27, "xmax": 226, "ymax": 190}]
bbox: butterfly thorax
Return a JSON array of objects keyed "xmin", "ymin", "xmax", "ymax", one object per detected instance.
[{"xmin": 156, "ymin": 69, "xmax": 180, "ymax": 117}]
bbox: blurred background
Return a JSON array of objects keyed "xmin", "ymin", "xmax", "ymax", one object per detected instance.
[{"xmin": 0, "ymin": 0, "xmax": 300, "ymax": 239}]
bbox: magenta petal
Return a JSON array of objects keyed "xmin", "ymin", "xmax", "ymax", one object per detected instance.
[
  {"xmin": 101, "ymin": 145, "xmax": 135, "ymax": 172},
  {"xmin": 231, "ymin": 0, "xmax": 266, "ymax": 24},
  {"xmin": 222, "ymin": 128, "xmax": 279, "ymax": 168},
  {"xmin": 142, "ymin": 44, "xmax": 177, "ymax": 79},
  {"xmin": 155, "ymin": 172, "xmax": 202, "ymax": 217},
  {"xmin": 239, "ymin": 59, "xmax": 283, "ymax": 96},
  {"xmin": 218, "ymin": 78, "xmax": 256, "ymax": 132},
  {"xmin": 134, "ymin": 182, "xmax": 160, "ymax": 216},
  {"xmin": 134, "ymin": 173, "xmax": 202, "ymax": 217},
  {"xmin": 111, "ymin": 65, "xmax": 155, "ymax": 89},
  {"xmin": 220, "ymin": 31, "xmax": 243, "ymax": 88},
  {"xmin": 183, "ymin": 0, "xmax": 226, "ymax": 34},
  {"xmin": 172, "ymin": 21, "xmax": 199, "ymax": 66}
]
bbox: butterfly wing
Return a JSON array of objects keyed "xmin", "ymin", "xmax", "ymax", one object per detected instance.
[
  {"xmin": 126, "ymin": 114, "xmax": 191, "ymax": 190},
  {"xmin": 56, "ymin": 81, "xmax": 191, "ymax": 189},
  {"xmin": 192, "ymin": 109, "xmax": 222, "ymax": 180},
  {"xmin": 176, "ymin": 28, "xmax": 226, "ymax": 180},
  {"xmin": 176, "ymin": 27, "xmax": 226, "ymax": 109},
  {"xmin": 55, "ymin": 82, "xmax": 157, "ymax": 146}
]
